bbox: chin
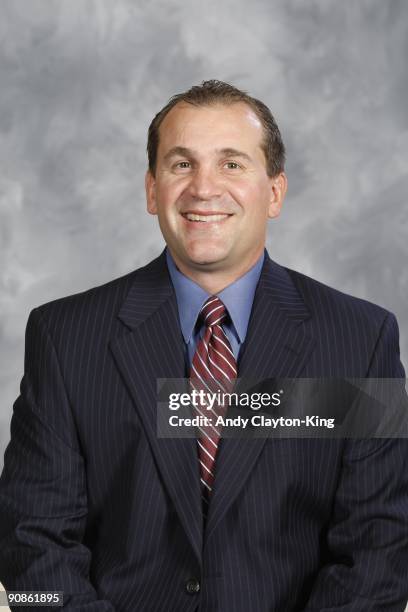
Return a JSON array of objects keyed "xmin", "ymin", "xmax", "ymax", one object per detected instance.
[{"xmin": 183, "ymin": 244, "xmax": 229, "ymax": 268}]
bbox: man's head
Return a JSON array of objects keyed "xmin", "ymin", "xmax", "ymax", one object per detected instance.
[
  {"xmin": 147, "ymin": 80, "xmax": 286, "ymax": 179},
  {"xmin": 145, "ymin": 80, "xmax": 287, "ymax": 287}
]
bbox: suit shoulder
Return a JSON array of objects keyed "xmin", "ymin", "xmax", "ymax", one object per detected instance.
[
  {"xmin": 284, "ymin": 266, "xmax": 391, "ymax": 328},
  {"xmin": 33, "ymin": 269, "xmax": 136, "ymax": 319},
  {"xmin": 30, "ymin": 255, "xmax": 163, "ymax": 335}
]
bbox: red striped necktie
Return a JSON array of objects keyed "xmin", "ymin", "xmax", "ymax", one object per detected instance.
[{"xmin": 189, "ymin": 296, "xmax": 237, "ymax": 513}]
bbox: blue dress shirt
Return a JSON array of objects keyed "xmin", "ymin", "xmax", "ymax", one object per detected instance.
[{"xmin": 166, "ymin": 249, "xmax": 264, "ymax": 369}]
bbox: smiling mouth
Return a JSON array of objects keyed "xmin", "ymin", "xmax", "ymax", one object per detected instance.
[{"xmin": 181, "ymin": 212, "xmax": 231, "ymax": 223}]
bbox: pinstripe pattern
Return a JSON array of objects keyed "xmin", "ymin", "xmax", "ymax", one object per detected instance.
[{"xmin": 0, "ymin": 250, "xmax": 407, "ymax": 611}]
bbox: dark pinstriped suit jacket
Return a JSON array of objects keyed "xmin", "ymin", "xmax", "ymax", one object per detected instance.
[{"xmin": 0, "ymin": 250, "xmax": 407, "ymax": 611}]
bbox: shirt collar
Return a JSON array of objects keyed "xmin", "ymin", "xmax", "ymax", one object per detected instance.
[{"xmin": 166, "ymin": 249, "xmax": 264, "ymax": 344}]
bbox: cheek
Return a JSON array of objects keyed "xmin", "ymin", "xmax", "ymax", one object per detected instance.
[
  {"xmin": 156, "ymin": 180, "xmax": 186, "ymax": 209},
  {"xmin": 234, "ymin": 184, "xmax": 270, "ymax": 220},
  {"xmin": 232, "ymin": 174, "xmax": 268, "ymax": 198}
]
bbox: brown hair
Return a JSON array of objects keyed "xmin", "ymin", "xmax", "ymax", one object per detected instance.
[{"xmin": 147, "ymin": 79, "xmax": 286, "ymax": 177}]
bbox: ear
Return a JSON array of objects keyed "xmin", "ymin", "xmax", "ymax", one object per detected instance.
[
  {"xmin": 145, "ymin": 170, "xmax": 157, "ymax": 215},
  {"xmin": 268, "ymin": 172, "xmax": 287, "ymax": 219}
]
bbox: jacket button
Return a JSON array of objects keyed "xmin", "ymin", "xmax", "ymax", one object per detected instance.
[{"xmin": 185, "ymin": 578, "xmax": 200, "ymax": 594}]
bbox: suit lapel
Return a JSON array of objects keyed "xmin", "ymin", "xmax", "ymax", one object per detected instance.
[
  {"xmin": 205, "ymin": 254, "xmax": 316, "ymax": 542},
  {"xmin": 109, "ymin": 252, "xmax": 203, "ymax": 563}
]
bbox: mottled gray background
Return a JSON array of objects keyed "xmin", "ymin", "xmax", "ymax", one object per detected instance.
[{"xmin": 1, "ymin": 0, "xmax": 408, "ymax": 462}]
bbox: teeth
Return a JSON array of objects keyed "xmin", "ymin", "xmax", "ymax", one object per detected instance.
[{"xmin": 184, "ymin": 213, "xmax": 229, "ymax": 222}]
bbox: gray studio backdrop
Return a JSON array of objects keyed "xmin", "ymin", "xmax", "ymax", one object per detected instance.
[{"xmin": 1, "ymin": 0, "xmax": 408, "ymax": 464}]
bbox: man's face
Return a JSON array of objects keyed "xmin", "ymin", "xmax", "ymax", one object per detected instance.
[{"xmin": 146, "ymin": 102, "xmax": 287, "ymax": 278}]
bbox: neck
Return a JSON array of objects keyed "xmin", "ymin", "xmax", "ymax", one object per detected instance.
[{"xmin": 169, "ymin": 250, "xmax": 264, "ymax": 294}]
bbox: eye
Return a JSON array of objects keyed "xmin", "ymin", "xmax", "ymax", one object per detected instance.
[
  {"xmin": 223, "ymin": 161, "xmax": 241, "ymax": 170},
  {"xmin": 174, "ymin": 161, "xmax": 191, "ymax": 169}
]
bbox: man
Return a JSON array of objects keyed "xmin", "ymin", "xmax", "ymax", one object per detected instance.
[{"xmin": 0, "ymin": 80, "xmax": 407, "ymax": 611}]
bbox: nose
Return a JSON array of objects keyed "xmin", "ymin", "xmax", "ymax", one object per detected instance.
[{"xmin": 187, "ymin": 165, "xmax": 222, "ymax": 201}]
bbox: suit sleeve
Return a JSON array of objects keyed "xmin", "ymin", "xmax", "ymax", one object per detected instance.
[
  {"xmin": 303, "ymin": 313, "xmax": 408, "ymax": 611},
  {"xmin": 0, "ymin": 308, "xmax": 116, "ymax": 611}
]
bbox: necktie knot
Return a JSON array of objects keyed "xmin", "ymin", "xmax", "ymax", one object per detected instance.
[{"xmin": 199, "ymin": 296, "xmax": 227, "ymax": 328}]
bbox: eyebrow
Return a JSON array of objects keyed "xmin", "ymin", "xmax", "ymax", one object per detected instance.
[
  {"xmin": 163, "ymin": 146, "xmax": 195, "ymax": 162},
  {"xmin": 218, "ymin": 148, "xmax": 253, "ymax": 163},
  {"xmin": 162, "ymin": 146, "xmax": 254, "ymax": 163}
]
